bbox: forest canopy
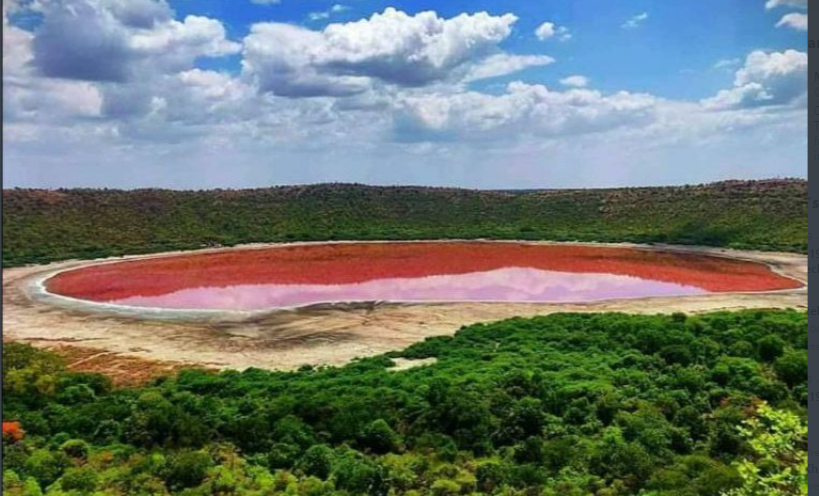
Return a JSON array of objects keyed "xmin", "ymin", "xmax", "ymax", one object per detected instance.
[{"xmin": 2, "ymin": 310, "xmax": 808, "ymax": 496}]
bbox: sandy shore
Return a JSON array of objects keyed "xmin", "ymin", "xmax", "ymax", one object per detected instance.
[{"xmin": 3, "ymin": 241, "xmax": 807, "ymax": 373}]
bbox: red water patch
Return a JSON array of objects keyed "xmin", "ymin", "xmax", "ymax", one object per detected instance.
[{"xmin": 45, "ymin": 243, "xmax": 800, "ymax": 310}]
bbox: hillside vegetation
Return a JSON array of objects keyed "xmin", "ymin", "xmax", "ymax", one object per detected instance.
[
  {"xmin": 2, "ymin": 179, "xmax": 807, "ymax": 267},
  {"xmin": 2, "ymin": 310, "xmax": 807, "ymax": 495}
]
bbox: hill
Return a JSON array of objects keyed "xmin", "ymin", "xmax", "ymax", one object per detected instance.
[{"xmin": 2, "ymin": 179, "xmax": 807, "ymax": 267}]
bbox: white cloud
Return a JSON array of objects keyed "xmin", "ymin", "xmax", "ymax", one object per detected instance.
[
  {"xmin": 308, "ymin": 11, "xmax": 330, "ymax": 21},
  {"xmin": 308, "ymin": 4, "xmax": 350, "ymax": 22},
  {"xmin": 3, "ymin": 1, "xmax": 32, "ymax": 75},
  {"xmin": 702, "ymin": 49, "xmax": 807, "ymax": 110},
  {"xmin": 29, "ymin": 0, "xmax": 239, "ymax": 82},
  {"xmin": 554, "ymin": 26, "xmax": 571, "ymax": 41},
  {"xmin": 1, "ymin": 2, "xmax": 807, "ymax": 189},
  {"xmin": 464, "ymin": 54, "xmax": 554, "ymax": 82},
  {"xmin": 242, "ymin": 23, "xmax": 370, "ymax": 97},
  {"xmin": 776, "ymin": 12, "xmax": 807, "ymax": 30},
  {"xmin": 395, "ymin": 82, "xmax": 657, "ymax": 142},
  {"xmin": 621, "ymin": 12, "xmax": 649, "ymax": 30},
  {"xmin": 535, "ymin": 22, "xmax": 571, "ymax": 41},
  {"xmin": 178, "ymin": 69, "xmax": 253, "ymax": 104},
  {"xmin": 106, "ymin": 0, "xmax": 174, "ymax": 28},
  {"xmin": 3, "ymin": 4, "xmax": 103, "ymax": 123},
  {"xmin": 243, "ymin": 8, "xmax": 519, "ymax": 97},
  {"xmin": 4, "ymin": 0, "xmax": 250, "ymax": 147},
  {"xmin": 130, "ymin": 15, "xmax": 241, "ymax": 69},
  {"xmin": 765, "ymin": 0, "xmax": 807, "ymax": 9},
  {"xmin": 560, "ymin": 75, "xmax": 589, "ymax": 88}
]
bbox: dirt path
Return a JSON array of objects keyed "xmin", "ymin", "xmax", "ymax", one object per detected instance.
[{"xmin": 3, "ymin": 241, "xmax": 807, "ymax": 374}]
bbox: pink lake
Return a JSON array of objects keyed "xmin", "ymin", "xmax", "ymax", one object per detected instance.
[
  {"xmin": 109, "ymin": 267, "xmax": 706, "ymax": 310},
  {"xmin": 47, "ymin": 243, "xmax": 800, "ymax": 311}
]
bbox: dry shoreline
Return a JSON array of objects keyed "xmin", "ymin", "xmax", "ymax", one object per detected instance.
[{"xmin": 3, "ymin": 241, "xmax": 808, "ymax": 374}]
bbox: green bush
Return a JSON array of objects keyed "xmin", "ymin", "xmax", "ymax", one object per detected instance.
[
  {"xmin": 59, "ymin": 466, "xmax": 99, "ymax": 493},
  {"xmin": 359, "ymin": 420, "xmax": 401, "ymax": 454},
  {"xmin": 164, "ymin": 451, "xmax": 213, "ymax": 490}
]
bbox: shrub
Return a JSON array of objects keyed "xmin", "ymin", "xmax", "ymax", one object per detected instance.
[
  {"xmin": 59, "ymin": 466, "xmax": 99, "ymax": 493},
  {"xmin": 360, "ymin": 420, "xmax": 401, "ymax": 454},
  {"xmin": 164, "ymin": 451, "xmax": 213, "ymax": 490}
]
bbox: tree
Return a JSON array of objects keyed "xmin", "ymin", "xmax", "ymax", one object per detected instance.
[
  {"xmin": 2, "ymin": 470, "xmax": 44, "ymax": 496},
  {"xmin": 164, "ymin": 451, "xmax": 213, "ymax": 491},
  {"xmin": 24, "ymin": 449, "xmax": 69, "ymax": 489},
  {"xmin": 59, "ymin": 440, "xmax": 89, "ymax": 460},
  {"xmin": 505, "ymin": 397, "xmax": 545, "ymax": 441},
  {"xmin": 59, "ymin": 466, "xmax": 99, "ymax": 493},
  {"xmin": 2, "ymin": 344, "xmax": 63, "ymax": 400},
  {"xmin": 2, "ymin": 422, "xmax": 25, "ymax": 443},
  {"xmin": 476, "ymin": 461, "xmax": 507, "ymax": 493},
  {"xmin": 431, "ymin": 478, "xmax": 461, "ymax": 496},
  {"xmin": 660, "ymin": 345, "xmax": 693, "ymax": 366},
  {"xmin": 513, "ymin": 436, "xmax": 545, "ymax": 464},
  {"xmin": 297, "ymin": 445, "xmax": 334, "ymax": 480},
  {"xmin": 757, "ymin": 336, "xmax": 785, "ymax": 362},
  {"xmin": 722, "ymin": 403, "xmax": 807, "ymax": 496},
  {"xmin": 774, "ymin": 351, "xmax": 808, "ymax": 388},
  {"xmin": 360, "ymin": 420, "xmax": 401, "ymax": 454},
  {"xmin": 332, "ymin": 450, "xmax": 387, "ymax": 496}
]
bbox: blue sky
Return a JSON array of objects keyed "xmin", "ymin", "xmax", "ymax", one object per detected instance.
[
  {"xmin": 2, "ymin": 0, "xmax": 808, "ymax": 189},
  {"xmin": 174, "ymin": 0, "xmax": 804, "ymax": 100}
]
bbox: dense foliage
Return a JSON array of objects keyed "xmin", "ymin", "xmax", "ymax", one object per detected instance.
[
  {"xmin": 2, "ymin": 310, "xmax": 808, "ymax": 495},
  {"xmin": 2, "ymin": 180, "xmax": 807, "ymax": 267}
]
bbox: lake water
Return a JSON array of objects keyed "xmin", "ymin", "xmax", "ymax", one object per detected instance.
[{"xmin": 45, "ymin": 242, "xmax": 800, "ymax": 311}]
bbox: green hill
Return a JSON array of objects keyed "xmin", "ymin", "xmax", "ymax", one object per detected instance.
[{"xmin": 2, "ymin": 179, "xmax": 807, "ymax": 267}]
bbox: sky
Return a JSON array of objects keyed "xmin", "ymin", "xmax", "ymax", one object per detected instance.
[{"xmin": 2, "ymin": 0, "xmax": 809, "ymax": 189}]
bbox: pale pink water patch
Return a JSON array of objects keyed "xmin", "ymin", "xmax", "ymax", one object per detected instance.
[{"xmin": 110, "ymin": 267, "xmax": 707, "ymax": 311}]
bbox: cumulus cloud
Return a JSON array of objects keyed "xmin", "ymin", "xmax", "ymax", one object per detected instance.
[
  {"xmin": 702, "ymin": 49, "xmax": 807, "ymax": 110},
  {"xmin": 621, "ymin": 12, "xmax": 649, "ymax": 30},
  {"xmin": 242, "ymin": 24, "xmax": 370, "ymax": 97},
  {"xmin": 107, "ymin": 0, "xmax": 173, "ymax": 28},
  {"xmin": 243, "ymin": 8, "xmax": 519, "ymax": 97},
  {"xmin": 2, "ymin": 1, "xmax": 807, "ymax": 189},
  {"xmin": 95, "ymin": 67, "xmax": 254, "ymax": 126},
  {"xmin": 560, "ymin": 75, "xmax": 589, "ymax": 88},
  {"xmin": 395, "ymin": 82, "xmax": 657, "ymax": 142},
  {"xmin": 32, "ymin": 1, "xmax": 135, "ymax": 82},
  {"xmin": 463, "ymin": 54, "xmax": 554, "ymax": 82},
  {"xmin": 4, "ymin": 0, "xmax": 252, "ymax": 150},
  {"xmin": 30, "ymin": 0, "xmax": 239, "ymax": 82},
  {"xmin": 765, "ymin": 0, "xmax": 807, "ymax": 9},
  {"xmin": 535, "ymin": 22, "xmax": 571, "ymax": 41},
  {"xmin": 3, "ymin": 3, "xmax": 103, "ymax": 124},
  {"xmin": 7, "ymin": 0, "xmax": 243, "ymax": 142},
  {"xmin": 3, "ymin": 1, "xmax": 33, "ymax": 75},
  {"xmin": 776, "ymin": 13, "xmax": 807, "ymax": 30}
]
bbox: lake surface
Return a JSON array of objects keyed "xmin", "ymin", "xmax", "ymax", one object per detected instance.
[{"xmin": 45, "ymin": 242, "xmax": 801, "ymax": 311}]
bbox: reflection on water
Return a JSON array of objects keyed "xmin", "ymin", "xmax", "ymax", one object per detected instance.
[
  {"xmin": 110, "ymin": 267, "xmax": 706, "ymax": 310},
  {"xmin": 48, "ymin": 242, "xmax": 799, "ymax": 310}
]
